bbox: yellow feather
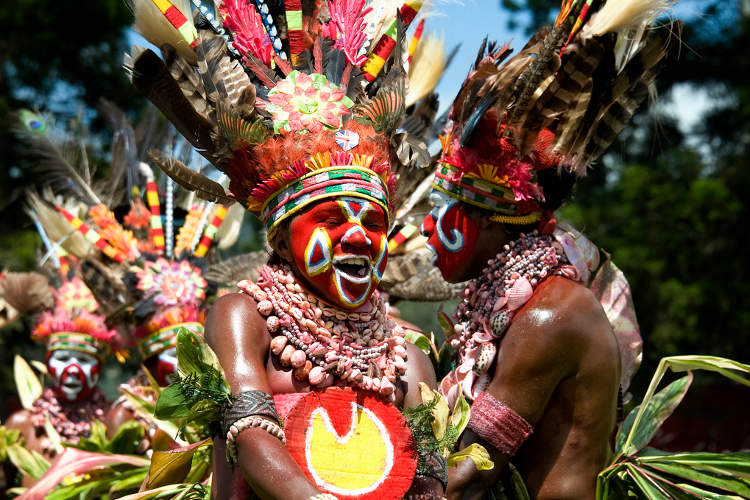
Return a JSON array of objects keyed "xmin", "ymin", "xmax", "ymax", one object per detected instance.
[{"xmin": 406, "ymin": 34, "xmax": 446, "ymax": 107}]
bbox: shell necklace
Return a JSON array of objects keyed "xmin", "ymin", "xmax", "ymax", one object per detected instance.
[
  {"xmin": 238, "ymin": 264, "xmax": 407, "ymax": 396},
  {"xmin": 449, "ymin": 231, "xmax": 573, "ymax": 393}
]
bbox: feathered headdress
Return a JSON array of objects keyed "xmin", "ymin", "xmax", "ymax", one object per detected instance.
[
  {"xmin": 124, "ymin": 0, "xmax": 446, "ymax": 237},
  {"xmin": 433, "ymin": 0, "xmax": 676, "ymax": 227},
  {"xmin": 32, "ymin": 307, "xmax": 119, "ymax": 362},
  {"xmin": 15, "ymin": 107, "xmax": 236, "ymax": 360}
]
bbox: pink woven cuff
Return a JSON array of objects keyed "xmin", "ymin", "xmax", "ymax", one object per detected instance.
[{"xmin": 468, "ymin": 392, "xmax": 533, "ymax": 456}]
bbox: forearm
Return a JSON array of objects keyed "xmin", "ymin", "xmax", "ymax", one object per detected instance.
[{"xmin": 236, "ymin": 428, "xmax": 320, "ymax": 499}]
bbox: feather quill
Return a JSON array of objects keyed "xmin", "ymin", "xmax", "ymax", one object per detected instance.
[{"xmin": 148, "ymin": 150, "xmax": 235, "ymax": 204}]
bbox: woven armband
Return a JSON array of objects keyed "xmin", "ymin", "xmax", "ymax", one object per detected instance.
[
  {"xmin": 467, "ymin": 392, "xmax": 533, "ymax": 456},
  {"xmin": 417, "ymin": 450, "xmax": 448, "ymax": 490},
  {"xmin": 222, "ymin": 390, "xmax": 285, "ymax": 464}
]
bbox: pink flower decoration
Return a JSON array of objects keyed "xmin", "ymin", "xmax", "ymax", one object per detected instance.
[{"xmin": 136, "ymin": 258, "xmax": 207, "ymax": 307}]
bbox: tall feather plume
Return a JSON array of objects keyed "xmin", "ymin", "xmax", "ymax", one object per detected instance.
[
  {"xmin": 215, "ymin": 203, "xmax": 245, "ymax": 249},
  {"xmin": 98, "ymin": 99, "xmax": 138, "ymax": 205},
  {"xmin": 405, "ymin": 34, "xmax": 445, "ymax": 107},
  {"xmin": 148, "ymin": 150, "xmax": 235, "ymax": 204},
  {"xmin": 219, "ymin": 0, "xmax": 275, "ymax": 66},
  {"xmin": 15, "ymin": 110, "xmax": 102, "ymax": 206},
  {"xmin": 0, "ymin": 272, "xmax": 55, "ymax": 315},
  {"xmin": 126, "ymin": 48, "xmax": 217, "ymax": 163},
  {"xmin": 25, "ymin": 191, "xmax": 95, "ymax": 259},
  {"xmin": 129, "ymin": 0, "xmax": 197, "ymax": 64},
  {"xmin": 161, "ymin": 44, "xmax": 210, "ymax": 118}
]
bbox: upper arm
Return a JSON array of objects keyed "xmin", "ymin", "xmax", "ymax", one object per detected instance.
[
  {"xmin": 205, "ymin": 292, "xmax": 271, "ymax": 394},
  {"xmin": 401, "ymin": 341, "xmax": 438, "ymax": 409}
]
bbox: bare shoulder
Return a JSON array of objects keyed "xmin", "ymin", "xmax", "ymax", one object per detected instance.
[
  {"xmin": 5, "ymin": 409, "xmax": 31, "ymax": 431},
  {"xmin": 515, "ymin": 276, "xmax": 612, "ymax": 344},
  {"xmin": 205, "ymin": 292, "xmax": 267, "ymax": 349}
]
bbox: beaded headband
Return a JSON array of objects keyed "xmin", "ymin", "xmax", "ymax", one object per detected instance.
[
  {"xmin": 139, "ymin": 321, "xmax": 204, "ymax": 358},
  {"xmin": 261, "ymin": 166, "xmax": 390, "ymax": 233},
  {"xmin": 45, "ymin": 332, "xmax": 109, "ymax": 362}
]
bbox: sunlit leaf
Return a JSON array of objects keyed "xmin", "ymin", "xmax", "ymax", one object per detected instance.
[
  {"xmin": 43, "ymin": 415, "xmax": 63, "ymax": 455},
  {"xmin": 6, "ymin": 443, "xmax": 50, "ymax": 480},
  {"xmin": 404, "ymin": 330, "xmax": 432, "ymax": 357},
  {"xmin": 447, "ymin": 443, "xmax": 494, "ymax": 471},
  {"xmin": 643, "ymin": 461, "xmax": 750, "ymax": 497},
  {"xmin": 154, "ymin": 383, "xmax": 190, "ymax": 420},
  {"xmin": 14, "ymin": 355, "xmax": 42, "ymax": 410},
  {"xmin": 147, "ymin": 438, "xmax": 211, "ymax": 489},
  {"xmin": 618, "ymin": 374, "xmax": 692, "ymax": 455},
  {"xmin": 449, "ymin": 388, "xmax": 470, "ymax": 437}
]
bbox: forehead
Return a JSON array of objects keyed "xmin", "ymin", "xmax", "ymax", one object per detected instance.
[
  {"xmin": 306, "ymin": 197, "xmax": 386, "ymax": 217},
  {"xmin": 429, "ymin": 189, "xmax": 458, "ymax": 207},
  {"xmin": 49, "ymin": 349, "xmax": 98, "ymax": 363}
]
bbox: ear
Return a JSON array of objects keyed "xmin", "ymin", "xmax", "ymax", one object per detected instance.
[{"xmin": 270, "ymin": 226, "xmax": 294, "ymax": 263}]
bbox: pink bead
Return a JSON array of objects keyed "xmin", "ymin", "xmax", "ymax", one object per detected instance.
[
  {"xmin": 380, "ymin": 377, "xmax": 394, "ymax": 396},
  {"xmin": 291, "ymin": 349, "xmax": 307, "ymax": 368},
  {"xmin": 309, "ymin": 366, "xmax": 326, "ymax": 385},
  {"xmin": 270, "ymin": 335, "xmax": 287, "ymax": 355},
  {"xmin": 349, "ymin": 369, "xmax": 362, "ymax": 383},
  {"xmin": 280, "ymin": 345, "xmax": 295, "ymax": 366},
  {"xmin": 266, "ymin": 316, "xmax": 280, "ymax": 332},
  {"xmin": 257, "ymin": 300, "xmax": 273, "ymax": 316},
  {"xmin": 294, "ymin": 361, "xmax": 312, "ymax": 381}
]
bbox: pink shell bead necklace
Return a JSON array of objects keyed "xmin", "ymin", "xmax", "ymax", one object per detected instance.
[
  {"xmin": 238, "ymin": 264, "xmax": 408, "ymax": 396},
  {"xmin": 451, "ymin": 231, "xmax": 569, "ymax": 384}
]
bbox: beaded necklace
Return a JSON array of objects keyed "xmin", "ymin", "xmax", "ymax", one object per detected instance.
[
  {"xmin": 238, "ymin": 264, "xmax": 407, "ymax": 396},
  {"xmin": 30, "ymin": 387, "xmax": 107, "ymax": 444},
  {"xmin": 448, "ymin": 231, "xmax": 575, "ymax": 398}
]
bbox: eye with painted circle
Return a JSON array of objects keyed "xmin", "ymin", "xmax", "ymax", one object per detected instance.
[{"xmin": 362, "ymin": 211, "xmax": 386, "ymax": 232}]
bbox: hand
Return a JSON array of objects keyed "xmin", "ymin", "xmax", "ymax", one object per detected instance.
[
  {"xmin": 404, "ymin": 475, "xmax": 445, "ymax": 500},
  {"xmin": 446, "ymin": 459, "xmax": 496, "ymax": 500}
]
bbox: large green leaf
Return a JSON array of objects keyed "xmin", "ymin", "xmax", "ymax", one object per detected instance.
[
  {"xmin": 14, "ymin": 354, "xmax": 42, "ymax": 410},
  {"xmin": 449, "ymin": 388, "xmax": 471, "ymax": 437},
  {"xmin": 617, "ymin": 373, "xmax": 693, "ymax": 455},
  {"xmin": 119, "ymin": 385, "xmax": 183, "ymax": 443},
  {"xmin": 625, "ymin": 463, "xmax": 672, "ymax": 499},
  {"xmin": 0, "ymin": 426, "xmax": 21, "ymax": 462},
  {"xmin": 155, "ymin": 383, "xmax": 190, "ymax": 420},
  {"xmin": 621, "ymin": 356, "xmax": 750, "ymax": 456},
  {"xmin": 639, "ymin": 450, "xmax": 750, "ymax": 478},
  {"xmin": 404, "ymin": 330, "xmax": 434, "ymax": 358}
]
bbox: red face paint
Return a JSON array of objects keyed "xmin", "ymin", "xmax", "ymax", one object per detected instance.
[
  {"xmin": 290, "ymin": 197, "xmax": 388, "ymax": 309},
  {"xmin": 47, "ymin": 349, "xmax": 101, "ymax": 402},
  {"xmin": 421, "ymin": 190, "xmax": 480, "ymax": 281},
  {"xmin": 154, "ymin": 347, "xmax": 178, "ymax": 387}
]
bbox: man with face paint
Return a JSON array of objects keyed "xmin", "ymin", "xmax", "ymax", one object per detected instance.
[
  {"xmin": 416, "ymin": 1, "xmax": 674, "ymax": 493},
  {"xmin": 5, "ymin": 289, "xmax": 117, "ymax": 484}
]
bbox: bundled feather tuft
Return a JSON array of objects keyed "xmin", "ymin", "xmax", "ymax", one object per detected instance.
[
  {"xmin": 583, "ymin": 0, "xmax": 672, "ymax": 39},
  {"xmin": 406, "ymin": 33, "xmax": 445, "ymax": 107},
  {"xmin": 219, "ymin": 0, "xmax": 275, "ymax": 66},
  {"xmin": 325, "ymin": 0, "xmax": 373, "ymax": 66},
  {"xmin": 129, "ymin": 0, "xmax": 197, "ymax": 64},
  {"xmin": 0, "ymin": 272, "xmax": 55, "ymax": 315},
  {"xmin": 148, "ymin": 150, "xmax": 235, "ymax": 205}
]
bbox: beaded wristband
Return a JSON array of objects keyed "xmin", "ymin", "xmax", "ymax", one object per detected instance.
[
  {"xmin": 467, "ymin": 392, "xmax": 533, "ymax": 456},
  {"xmin": 226, "ymin": 415, "xmax": 286, "ymax": 464},
  {"xmin": 222, "ymin": 390, "xmax": 281, "ymax": 437},
  {"xmin": 418, "ymin": 451, "xmax": 448, "ymax": 490}
]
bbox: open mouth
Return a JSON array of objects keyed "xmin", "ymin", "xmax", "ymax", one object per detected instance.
[{"xmin": 332, "ymin": 255, "xmax": 372, "ymax": 283}]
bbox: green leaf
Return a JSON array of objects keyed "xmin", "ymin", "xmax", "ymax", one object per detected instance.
[
  {"xmin": 155, "ymin": 383, "xmax": 190, "ymax": 419},
  {"xmin": 6, "ymin": 443, "xmax": 50, "ymax": 480},
  {"xmin": 449, "ymin": 388, "xmax": 471, "ymax": 437},
  {"xmin": 108, "ymin": 420, "xmax": 147, "ymax": 455},
  {"xmin": 404, "ymin": 330, "xmax": 432, "ymax": 357},
  {"xmin": 43, "ymin": 415, "xmax": 63, "ymax": 455},
  {"xmin": 624, "ymin": 463, "xmax": 672, "ymax": 499},
  {"xmin": 622, "ymin": 356, "xmax": 750, "ymax": 456},
  {"xmin": 643, "ymin": 461, "xmax": 750, "ymax": 496},
  {"xmin": 0, "ymin": 425, "xmax": 21, "ymax": 462},
  {"xmin": 618, "ymin": 374, "xmax": 693, "ymax": 455},
  {"xmin": 437, "ymin": 311, "xmax": 454, "ymax": 339},
  {"xmin": 507, "ymin": 463, "xmax": 531, "ymax": 500},
  {"xmin": 418, "ymin": 382, "xmax": 449, "ymax": 440},
  {"xmin": 14, "ymin": 354, "xmax": 42, "ymax": 410},
  {"xmin": 147, "ymin": 438, "xmax": 211, "ymax": 489},
  {"xmin": 447, "ymin": 443, "xmax": 494, "ymax": 471}
]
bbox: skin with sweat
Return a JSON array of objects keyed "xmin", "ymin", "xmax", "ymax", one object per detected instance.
[
  {"xmin": 206, "ymin": 198, "xmax": 441, "ymax": 500},
  {"xmin": 422, "ymin": 196, "xmax": 621, "ymax": 500}
]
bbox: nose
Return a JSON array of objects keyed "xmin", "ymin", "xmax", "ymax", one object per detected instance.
[
  {"xmin": 341, "ymin": 225, "xmax": 371, "ymax": 250},
  {"xmin": 421, "ymin": 213, "xmax": 436, "ymax": 237}
]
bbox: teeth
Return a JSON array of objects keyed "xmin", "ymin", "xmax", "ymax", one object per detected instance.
[{"xmin": 333, "ymin": 255, "xmax": 370, "ymax": 267}]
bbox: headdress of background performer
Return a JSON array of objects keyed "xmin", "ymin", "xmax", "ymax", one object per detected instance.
[
  {"xmin": 15, "ymin": 105, "xmax": 242, "ymax": 362},
  {"xmin": 431, "ymin": 0, "xmax": 678, "ymax": 233},
  {"xmin": 122, "ymin": 0, "xmax": 450, "ymax": 246}
]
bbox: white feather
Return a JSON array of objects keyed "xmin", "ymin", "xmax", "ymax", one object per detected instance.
[
  {"xmin": 406, "ymin": 34, "xmax": 445, "ymax": 107},
  {"xmin": 582, "ymin": 0, "xmax": 672, "ymax": 39}
]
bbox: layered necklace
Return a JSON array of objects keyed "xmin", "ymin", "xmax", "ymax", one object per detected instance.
[
  {"xmin": 30, "ymin": 387, "xmax": 108, "ymax": 444},
  {"xmin": 238, "ymin": 264, "xmax": 407, "ymax": 396},
  {"xmin": 450, "ymin": 231, "xmax": 572, "ymax": 385}
]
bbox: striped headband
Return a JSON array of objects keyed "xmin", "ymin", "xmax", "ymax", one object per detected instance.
[
  {"xmin": 47, "ymin": 332, "xmax": 108, "ymax": 361},
  {"xmin": 432, "ymin": 163, "xmax": 542, "ymax": 224},
  {"xmin": 139, "ymin": 321, "xmax": 204, "ymax": 358},
  {"xmin": 261, "ymin": 166, "xmax": 390, "ymax": 233}
]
